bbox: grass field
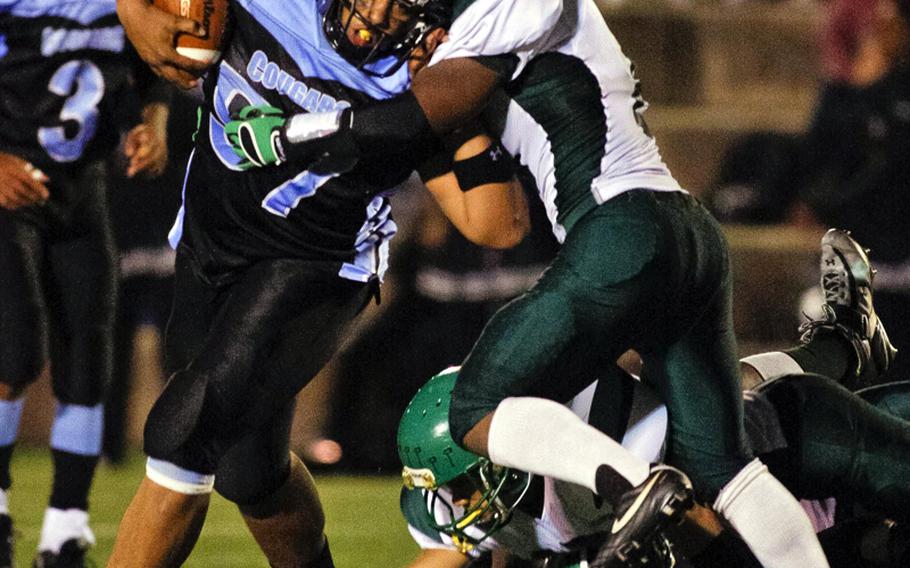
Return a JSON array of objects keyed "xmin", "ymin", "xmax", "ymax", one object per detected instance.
[{"xmin": 7, "ymin": 447, "xmax": 420, "ymax": 567}]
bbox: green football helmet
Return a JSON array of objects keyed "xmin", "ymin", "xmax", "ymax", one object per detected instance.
[{"xmin": 398, "ymin": 366, "xmax": 531, "ymax": 553}]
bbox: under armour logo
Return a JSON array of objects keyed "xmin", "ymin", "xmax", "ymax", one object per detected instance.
[
  {"xmin": 825, "ymin": 258, "xmax": 837, "ymax": 266},
  {"xmin": 489, "ymin": 146, "xmax": 502, "ymax": 161}
]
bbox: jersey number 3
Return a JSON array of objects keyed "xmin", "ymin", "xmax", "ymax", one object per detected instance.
[{"xmin": 38, "ymin": 60, "xmax": 105, "ymax": 163}]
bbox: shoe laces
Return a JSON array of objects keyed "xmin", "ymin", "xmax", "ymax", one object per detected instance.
[
  {"xmin": 799, "ymin": 304, "xmax": 838, "ymax": 344},
  {"xmin": 821, "ymin": 269, "xmax": 848, "ymax": 306}
]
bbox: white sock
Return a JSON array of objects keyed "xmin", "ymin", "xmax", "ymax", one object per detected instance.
[
  {"xmin": 38, "ymin": 507, "xmax": 95, "ymax": 553},
  {"xmin": 487, "ymin": 397, "xmax": 650, "ymax": 493},
  {"xmin": 740, "ymin": 352, "xmax": 804, "ymax": 383},
  {"xmin": 0, "ymin": 489, "xmax": 8, "ymax": 515},
  {"xmin": 714, "ymin": 459, "xmax": 829, "ymax": 568}
]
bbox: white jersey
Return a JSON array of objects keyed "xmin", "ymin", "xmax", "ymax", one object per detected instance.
[
  {"xmin": 404, "ymin": 375, "xmax": 836, "ymax": 559},
  {"xmin": 429, "ymin": 0, "xmax": 683, "ymax": 242},
  {"xmin": 404, "ymin": 380, "xmax": 668, "ymax": 560}
]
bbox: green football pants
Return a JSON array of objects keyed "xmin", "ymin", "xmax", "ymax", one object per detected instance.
[
  {"xmin": 450, "ymin": 189, "xmax": 750, "ymax": 499},
  {"xmin": 763, "ymin": 375, "xmax": 910, "ymax": 522}
]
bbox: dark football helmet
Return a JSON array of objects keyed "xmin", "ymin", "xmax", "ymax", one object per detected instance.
[{"xmin": 323, "ymin": 0, "xmax": 452, "ymax": 77}]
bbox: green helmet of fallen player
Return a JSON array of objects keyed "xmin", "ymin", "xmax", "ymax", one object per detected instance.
[{"xmin": 398, "ymin": 366, "xmax": 531, "ymax": 553}]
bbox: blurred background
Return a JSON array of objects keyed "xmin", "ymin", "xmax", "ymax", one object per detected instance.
[{"xmin": 9, "ymin": 0, "xmax": 910, "ymax": 564}]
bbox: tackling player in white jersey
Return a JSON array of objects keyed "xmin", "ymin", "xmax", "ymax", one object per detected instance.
[{"xmin": 398, "ymin": 233, "xmax": 908, "ymax": 568}]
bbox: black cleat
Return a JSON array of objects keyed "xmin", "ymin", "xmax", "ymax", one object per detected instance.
[
  {"xmin": 591, "ymin": 466, "xmax": 693, "ymax": 567},
  {"xmin": 800, "ymin": 228, "xmax": 897, "ymax": 388},
  {"xmin": 0, "ymin": 515, "xmax": 12, "ymax": 568},
  {"xmin": 33, "ymin": 539, "xmax": 90, "ymax": 568}
]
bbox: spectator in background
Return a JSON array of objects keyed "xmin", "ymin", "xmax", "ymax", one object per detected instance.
[
  {"xmin": 799, "ymin": 0, "xmax": 910, "ymax": 380},
  {"xmin": 704, "ymin": 131, "xmax": 803, "ymax": 224},
  {"xmin": 820, "ymin": 0, "xmax": 882, "ymax": 84}
]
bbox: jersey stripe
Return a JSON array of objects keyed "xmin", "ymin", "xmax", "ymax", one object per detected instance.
[{"xmin": 506, "ymin": 52, "xmax": 604, "ymax": 234}]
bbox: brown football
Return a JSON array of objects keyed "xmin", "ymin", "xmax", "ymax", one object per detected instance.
[{"xmin": 152, "ymin": 0, "xmax": 229, "ymax": 64}]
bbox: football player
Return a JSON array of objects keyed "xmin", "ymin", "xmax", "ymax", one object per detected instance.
[
  {"xmin": 397, "ymin": 232, "xmax": 908, "ymax": 568},
  {"xmin": 219, "ymin": 2, "xmax": 885, "ymax": 566},
  {"xmin": 109, "ymin": 1, "xmax": 528, "ymax": 567},
  {"xmin": 0, "ymin": 1, "xmax": 170, "ymax": 567}
]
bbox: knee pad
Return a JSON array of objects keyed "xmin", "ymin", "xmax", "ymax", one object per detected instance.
[
  {"xmin": 143, "ymin": 369, "xmax": 210, "ymax": 459},
  {"xmin": 146, "ymin": 457, "xmax": 215, "ymax": 495}
]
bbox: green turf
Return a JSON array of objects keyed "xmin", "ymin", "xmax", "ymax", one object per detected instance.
[{"xmin": 7, "ymin": 447, "xmax": 420, "ymax": 567}]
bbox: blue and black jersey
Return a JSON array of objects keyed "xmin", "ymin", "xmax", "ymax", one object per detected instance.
[
  {"xmin": 0, "ymin": 0, "xmax": 161, "ymax": 178},
  {"xmin": 172, "ymin": 0, "xmax": 425, "ymax": 284}
]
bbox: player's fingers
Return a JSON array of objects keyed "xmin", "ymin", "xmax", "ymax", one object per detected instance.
[
  {"xmin": 171, "ymin": 14, "xmax": 205, "ymax": 37},
  {"xmin": 131, "ymin": 149, "xmax": 152, "ymax": 173},
  {"xmin": 0, "ymin": 184, "xmax": 22, "ymax": 209},
  {"xmin": 0, "ymin": 191, "xmax": 23, "ymax": 210},
  {"xmin": 16, "ymin": 164, "xmax": 49, "ymax": 201},
  {"xmin": 18, "ymin": 179, "xmax": 49, "ymax": 204},
  {"xmin": 124, "ymin": 128, "xmax": 143, "ymax": 157},
  {"xmin": 5, "ymin": 179, "xmax": 40, "ymax": 208},
  {"xmin": 126, "ymin": 158, "xmax": 142, "ymax": 178},
  {"xmin": 22, "ymin": 162, "xmax": 49, "ymax": 184}
]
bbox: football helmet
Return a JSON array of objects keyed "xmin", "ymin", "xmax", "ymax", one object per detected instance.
[
  {"xmin": 398, "ymin": 367, "xmax": 531, "ymax": 553},
  {"xmin": 323, "ymin": 0, "xmax": 452, "ymax": 77}
]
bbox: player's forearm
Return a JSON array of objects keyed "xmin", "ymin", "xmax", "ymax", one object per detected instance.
[
  {"xmin": 424, "ymin": 134, "xmax": 528, "ymax": 249},
  {"xmin": 430, "ymin": 179, "xmax": 528, "ymax": 249},
  {"xmin": 141, "ymin": 102, "xmax": 170, "ymax": 139},
  {"xmin": 290, "ymin": 59, "xmax": 501, "ymax": 170},
  {"xmin": 277, "ymin": 92, "xmax": 438, "ymax": 172}
]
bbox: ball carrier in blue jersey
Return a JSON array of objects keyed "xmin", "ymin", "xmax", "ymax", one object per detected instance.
[
  {"xmin": 0, "ymin": 2, "xmax": 170, "ymax": 566},
  {"xmin": 110, "ymin": 1, "xmax": 530, "ymax": 566},
  {"xmin": 214, "ymin": 1, "xmax": 886, "ymax": 566}
]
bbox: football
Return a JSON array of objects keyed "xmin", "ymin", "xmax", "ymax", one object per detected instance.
[{"xmin": 152, "ymin": 0, "xmax": 229, "ymax": 65}]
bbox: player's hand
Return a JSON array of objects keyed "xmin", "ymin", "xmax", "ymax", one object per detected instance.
[
  {"xmin": 224, "ymin": 105, "xmax": 287, "ymax": 169},
  {"xmin": 0, "ymin": 153, "xmax": 49, "ymax": 210},
  {"xmin": 124, "ymin": 123, "xmax": 168, "ymax": 178},
  {"xmin": 116, "ymin": 0, "xmax": 210, "ymax": 89}
]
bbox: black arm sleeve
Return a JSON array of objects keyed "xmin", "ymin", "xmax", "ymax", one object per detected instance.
[
  {"xmin": 280, "ymin": 93, "xmax": 444, "ymax": 175},
  {"xmin": 350, "ymin": 91, "xmax": 439, "ymax": 161},
  {"xmin": 415, "ymin": 120, "xmax": 486, "ymax": 182}
]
